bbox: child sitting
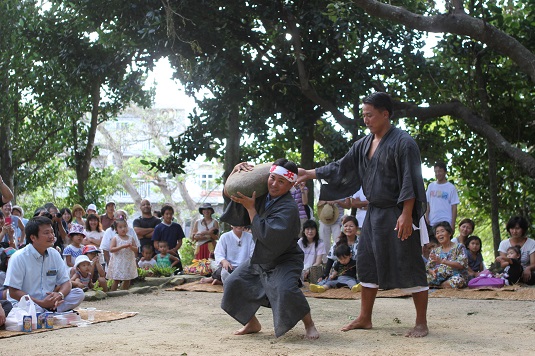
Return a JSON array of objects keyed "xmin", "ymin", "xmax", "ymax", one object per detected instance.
[
  {"xmin": 465, "ymin": 235, "xmax": 485, "ymax": 279},
  {"xmin": 138, "ymin": 245, "xmax": 157, "ymax": 270},
  {"xmin": 82, "ymin": 245, "xmax": 108, "ymax": 292},
  {"xmin": 63, "ymin": 224, "xmax": 87, "ymax": 267},
  {"xmin": 309, "ymin": 244, "xmax": 359, "ymax": 293},
  {"xmin": 155, "ymin": 241, "xmax": 181, "ymax": 269},
  {"xmin": 71, "ymin": 255, "xmax": 94, "ymax": 291},
  {"xmin": 494, "ymin": 245, "xmax": 523, "ymax": 285}
]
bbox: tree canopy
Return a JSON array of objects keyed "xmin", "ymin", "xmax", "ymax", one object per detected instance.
[{"xmin": 1, "ymin": 0, "xmax": 534, "ymax": 254}]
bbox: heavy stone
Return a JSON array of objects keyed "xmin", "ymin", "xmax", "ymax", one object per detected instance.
[{"xmin": 224, "ymin": 163, "xmax": 271, "ymax": 197}]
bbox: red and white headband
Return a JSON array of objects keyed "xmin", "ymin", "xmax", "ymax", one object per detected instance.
[{"xmin": 269, "ymin": 164, "xmax": 297, "ymax": 183}]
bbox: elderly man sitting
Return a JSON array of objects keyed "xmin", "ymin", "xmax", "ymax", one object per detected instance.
[{"xmin": 4, "ymin": 216, "xmax": 84, "ymax": 312}]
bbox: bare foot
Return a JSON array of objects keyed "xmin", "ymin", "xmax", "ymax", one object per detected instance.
[
  {"xmin": 200, "ymin": 277, "xmax": 213, "ymax": 284},
  {"xmin": 234, "ymin": 318, "xmax": 261, "ymax": 335},
  {"xmin": 405, "ymin": 323, "xmax": 429, "ymax": 337},
  {"xmin": 211, "ymin": 279, "xmax": 223, "ymax": 285},
  {"xmin": 304, "ymin": 323, "xmax": 320, "ymax": 340},
  {"xmin": 341, "ymin": 317, "xmax": 372, "ymax": 332}
]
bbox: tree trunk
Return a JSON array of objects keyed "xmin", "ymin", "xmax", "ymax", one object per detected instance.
[
  {"xmin": 177, "ymin": 181, "xmax": 196, "ymax": 211},
  {"xmin": 223, "ymin": 103, "xmax": 241, "ymax": 207},
  {"xmin": 301, "ymin": 115, "xmax": 316, "ymax": 206},
  {"xmin": 488, "ymin": 143, "xmax": 501, "ymax": 256},
  {"xmin": 76, "ymin": 78, "xmax": 101, "ymax": 203},
  {"xmin": 475, "ymin": 53, "xmax": 501, "ymax": 255}
]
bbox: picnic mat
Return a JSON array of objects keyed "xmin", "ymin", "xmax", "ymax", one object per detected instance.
[
  {"xmin": 167, "ymin": 281, "xmax": 535, "ymax": 301},
  {"xmin": 0, "ymin": 309, "xmax": 137, "ymax": 339}
]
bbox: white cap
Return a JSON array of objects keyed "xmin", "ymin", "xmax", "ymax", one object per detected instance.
[
  {"xmin": 74, "ymin": 255, "xmax": 91, "ymax": 269},
  {"xmin": 86, "ymin": 204, "xmax": 97, "ymax": 214}
]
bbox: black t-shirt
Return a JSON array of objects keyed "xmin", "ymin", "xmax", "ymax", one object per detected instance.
[{"xmin": 133, "ymin": 216, "xmax": 161, "ymax": 248}]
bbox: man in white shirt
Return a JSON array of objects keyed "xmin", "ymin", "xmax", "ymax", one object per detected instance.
[
  {"xmin": 201, "ymin": 226, "xmax": 254, "ymax": 285},
  {"xmin": 4, "ymin": 216, "xmax": 84, "ymax": 312},
  {"xmin": 425, "ymin": 162, "xmax": 460, "ymax": 233}
]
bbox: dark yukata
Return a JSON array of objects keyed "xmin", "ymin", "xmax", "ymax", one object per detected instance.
[
  {"xmin": 220, "ymin": 192, "xmax": 309, "ymax": 337},
  {"xmin": 316, "ymin": 127, "xmax": 427, "ymax": 290}
]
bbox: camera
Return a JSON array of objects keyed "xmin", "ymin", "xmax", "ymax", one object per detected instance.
[{"xmin": 56, "ymin": 213, "xmax": 63, "ymax": 219}]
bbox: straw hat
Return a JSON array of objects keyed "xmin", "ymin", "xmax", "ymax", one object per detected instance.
[{"xmin": 319, "ymin": 204, "xmax": 337, "ymax": 225}]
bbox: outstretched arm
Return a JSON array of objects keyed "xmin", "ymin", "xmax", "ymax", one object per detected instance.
[{"xmin": 297, "ymin": 168, "xmax": 317, "ymax": 184}]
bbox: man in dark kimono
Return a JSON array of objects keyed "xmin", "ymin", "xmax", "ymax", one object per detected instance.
[
  {"xmin": 298, "ymin": 92, "xmax": 429, "ymax": 337},
  {"xmin": 220, "ymin": 158, "xmax": 319, "ymax": 339}
]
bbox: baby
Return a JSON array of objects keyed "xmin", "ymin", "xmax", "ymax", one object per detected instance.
[{"xmin": 494, "ymin": 245, "xmax": 523, "ymax": 285}]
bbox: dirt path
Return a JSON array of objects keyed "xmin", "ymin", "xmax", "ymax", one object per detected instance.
[{"xmin": 2, "ymin": 290, "xmax": 534, "ymax": 355}]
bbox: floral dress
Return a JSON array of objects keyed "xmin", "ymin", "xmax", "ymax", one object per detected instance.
[
  {"xmin": 426, "ymin": 242, "xmax": 468, "ymax": 288},
  {"xmin": 107, "ymin": 235, "xmax": 138, "ymax": 281}
]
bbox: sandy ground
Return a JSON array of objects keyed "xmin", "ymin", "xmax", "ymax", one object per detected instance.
[{"xmin": 2, "ymin": 289, "xmax": 535, "ymax": 355}]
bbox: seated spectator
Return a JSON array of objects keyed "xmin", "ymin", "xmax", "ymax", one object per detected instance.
[
  {"xmin": 138, "ymin": 245, "xmax": 157, "ymax": 270},
  {"xmin": 69, "ymin": 245, "xmax": 107, "ymax": 292},
  {"xmin": 309, "ymin": 244, "xmax": 359, "ymax": 292},
  {"xmin": 200, "ymin": 225, "xmax": 254, "ymax": 285},
  {"xmin": 0, "ymin": 247, "xmax": 16, "ymax": 299},
  {"xmin": 155, "ymin": 241, "xmax": 181, "ymax": 269},
  {"xmin": 465, "ymin": 235, "xmax": 485, "ymax": 279},
  {"xmin": 70, "ymin": 255, "xmax": 94, "ymax": 291},
  {"xmin": 297, "ymin": 220, "xmax": 325, "ymax": 282},
  {"xmin": 0, "ymin": 211, "xmax": 16, "ymax": 249},
  {"xmin": 426, "ymin": 221, "xmax": 468, "ymax": 288},
  {"xmin": 494, "ymin": 245, "xmax": 523, "ymax": 286},
  {"xmin": 63, "ymin": 224, "xmax": 86, "ymax": 267},
  {"xmin": 452, "ymin": 218, "xmax": 475, "ymax": 245},
  {"xmin": 4, "ymin": 216, "xmax": 84, "ymax": 312},
  {"xmin": 322, "ymin": 215, "xmax": 359, "ymax": 282},
  {"xmin": 498, "ymin": 216, "xmax": 535, "ymax": 285},
  {"xmin": 422, "ymin": 235, "xmax": 439, "ymax": 264}
]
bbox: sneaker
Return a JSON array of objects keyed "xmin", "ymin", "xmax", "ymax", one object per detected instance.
[
  {"xmin": 309, "ymin": 284, "xmax": 326, "ymax": 293},
  {"xmin": 351, "ymin": 283, "xmax": 362, "ymax": 293}
]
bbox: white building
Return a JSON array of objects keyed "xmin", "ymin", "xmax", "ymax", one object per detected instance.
[{"xmin": 94, "ymin": 106, "xmax": 224, "ymax": 222}]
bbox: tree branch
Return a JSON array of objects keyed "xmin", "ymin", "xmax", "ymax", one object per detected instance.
[
  {"xmin": 351, "ymin": 0, "xmax": 535, "ymax": 83},
  {"xmin": 393, "ymin": 100, "xmax": 535, "ymax": 178},
  {"xmin": 282, "ymin": 7, "xmax": 358, "ymax": 135}
]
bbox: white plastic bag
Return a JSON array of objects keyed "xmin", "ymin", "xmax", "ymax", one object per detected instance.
[{"xmin": 5, "ymin": 295, "xmax": 38, "ymax": 331}]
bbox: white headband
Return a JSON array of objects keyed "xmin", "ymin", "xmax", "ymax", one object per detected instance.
[{"xmin": 269, "ymin": 165, "xmax": 297, "ymax": 183}]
